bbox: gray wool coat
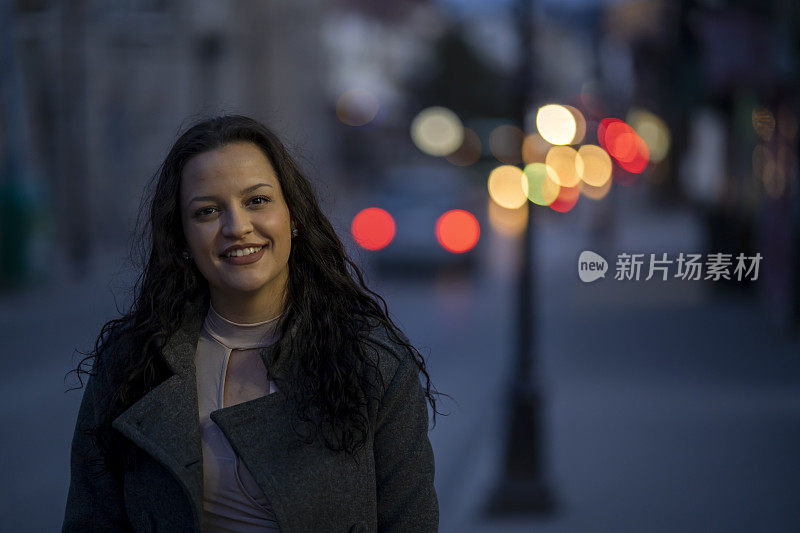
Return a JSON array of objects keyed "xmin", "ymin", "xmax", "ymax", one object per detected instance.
[{"xmin": 62, "ymin": 295, "xmax": 438, "ymax": 533}]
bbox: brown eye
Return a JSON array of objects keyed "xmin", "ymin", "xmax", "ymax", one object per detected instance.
[{"xmin": 250, "ymin": 196, "xmax": 271, "ymax": 205}]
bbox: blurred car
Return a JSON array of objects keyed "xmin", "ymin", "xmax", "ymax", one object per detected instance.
[{"xmin": 354, "ymin": 164, "xmax": 483, "ymax": 276}]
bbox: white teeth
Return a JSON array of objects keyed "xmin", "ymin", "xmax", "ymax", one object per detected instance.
[{"xmin": 225, "ymin": 246, "xmax": 263, "ymax": 258}]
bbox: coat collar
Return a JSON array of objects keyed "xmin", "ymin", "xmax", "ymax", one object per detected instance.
[{"xmin": 111, "ymin": 292, "xmax": 300, "ymax": 531}]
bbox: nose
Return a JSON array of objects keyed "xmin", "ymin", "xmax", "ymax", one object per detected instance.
[{"xmin": 220, "ymin": 205, "xmax": 254, "ymax": 238}]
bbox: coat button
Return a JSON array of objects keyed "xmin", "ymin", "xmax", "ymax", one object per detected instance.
[{"xmin": 349, "ymin": 521, "xmax": 368, "ymax": 533}]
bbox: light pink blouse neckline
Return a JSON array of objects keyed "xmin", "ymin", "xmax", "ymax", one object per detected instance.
[{"xmin": 202, "ymin": 303, "xmax": 282, "ymax": 350}]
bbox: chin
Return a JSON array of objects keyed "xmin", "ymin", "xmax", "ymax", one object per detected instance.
[{"xmin": 223, "ymin": 277, "xmax": 274, "ymax": 294}]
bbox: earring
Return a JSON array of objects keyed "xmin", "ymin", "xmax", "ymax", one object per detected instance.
[
  {"xmin": 182, "ymin": 250, "xmax": 191, "ymax": 260},
  {"xmin": 291, "ymin": 228, "xmax": 298, "ymax": 238}
]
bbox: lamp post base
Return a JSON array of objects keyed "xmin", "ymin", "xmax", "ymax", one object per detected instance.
[
  {"xmin": 484, "ymin": 386, "xmax": 557, "ymax": 517},
  {"xmin": 484, "ymin": 478, "xmax": 556, "ymax": 516}
]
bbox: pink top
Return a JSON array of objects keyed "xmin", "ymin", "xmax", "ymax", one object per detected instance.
[{"xmin": 195, "ymin": 303, "xmax": 282, "ymax": 532}]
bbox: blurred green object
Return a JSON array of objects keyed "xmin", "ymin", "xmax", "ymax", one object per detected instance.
[{"xmin": 0, "ymin": 157, "xmax": 33, "ymax": 289}]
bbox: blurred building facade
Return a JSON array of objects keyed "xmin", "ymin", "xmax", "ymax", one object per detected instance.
[
  {"xmin": 3, "ymin": 0, "xmax": 332, "ymax": 281},
  {"xmin": 2, "ymin": 0, "xmax": 799, "ymax": 334}
]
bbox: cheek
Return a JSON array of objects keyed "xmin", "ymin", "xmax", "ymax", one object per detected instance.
[
  {"xmin": 259, "ymin": 211, "xmax": 291, "ymax": 238},
  {"xmin": 185, "ymin": 225, "xmax": 217, "ymax": 256}
]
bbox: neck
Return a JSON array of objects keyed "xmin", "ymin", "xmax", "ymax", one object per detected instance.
[
  {"xmin": 203, "ymin": 301, "xmax": 282, "ymax": 350},
  {"xmin": 208, "ymin": 284, "xmax": 287, "ymax": 324}
]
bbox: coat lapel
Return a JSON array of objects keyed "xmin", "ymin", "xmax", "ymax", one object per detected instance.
[
  {"xmin": 110, "ymin": 292, "xmax": 302, "ymax": 530},
  {"xmin": 111, "ymin": 294, "xmax": 209, "ymax": 528}
]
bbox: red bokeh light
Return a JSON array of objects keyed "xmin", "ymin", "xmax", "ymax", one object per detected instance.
[
  {"xmin": 616, "ymin": 136, "xmax": 649, "ymax": 173},
  {"xmin": 598, "ymin": 117, "xmax": 649, "ymax": 174},
  {"xmin": 436, "ymin": 210, "xmax": 480, "ymax": 253},
  {"xmin": 549, "ymin": 185, "xmax": 581, "ymax": 213},
  {"xmin": 351, "ymin": 207, "xmax": 395, "ymax": 250},
  {"xmin": 597, "ymin": 118, "xmax": 620, "ymax": 152}
]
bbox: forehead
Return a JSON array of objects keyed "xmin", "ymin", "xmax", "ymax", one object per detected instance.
[{"xmin": 181, "ymin": 142, "xmax": 279, "ymax": 195}]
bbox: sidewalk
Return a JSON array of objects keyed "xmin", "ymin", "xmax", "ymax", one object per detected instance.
[
  {"xmin": 454, "ymin": 292, "xmax": 800, "ymax": 533},
  {"xmin": 436, "ymin": 195, "xmax": 800, "ymax": 533}
]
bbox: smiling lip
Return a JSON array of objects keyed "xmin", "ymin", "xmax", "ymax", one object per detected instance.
[
  {"xmin": 220, "ymin": 243, "xmax": 267, "ymax": 256},
  {"xmin": 220, "ymin": 245, "xmax": 267, "ymax": 265}
]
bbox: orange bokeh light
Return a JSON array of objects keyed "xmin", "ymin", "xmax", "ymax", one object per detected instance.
[
  {"xmin": 435, "ymin": 209, "xmax": 480, "ymax": 253},
  {"xmin": 351, "ymin": 208, "xmax": 396, "ymax": 250}
]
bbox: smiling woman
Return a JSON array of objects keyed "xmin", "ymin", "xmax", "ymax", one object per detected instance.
[{"xmin": 63, "ymin": 115, "xmax": 443, "ymax": 532}]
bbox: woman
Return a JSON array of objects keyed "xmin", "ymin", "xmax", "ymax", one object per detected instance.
[{"xmin": 63, "ymin": 115, "xmax": 442, "ymax": 532}]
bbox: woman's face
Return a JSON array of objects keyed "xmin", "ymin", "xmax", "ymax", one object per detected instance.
[{"xmin": 179, "ymin": 141, "xmax": 293, "ymax": 319}]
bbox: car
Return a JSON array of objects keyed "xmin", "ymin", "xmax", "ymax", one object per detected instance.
[{"xmin": 353, "ymin": 164, "xmax": 483, "ymax": 277}]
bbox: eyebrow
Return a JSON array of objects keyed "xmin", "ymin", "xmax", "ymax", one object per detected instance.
[{"xmin": 188, "ymin": 183, "xmax": 273, "ymax": 205}]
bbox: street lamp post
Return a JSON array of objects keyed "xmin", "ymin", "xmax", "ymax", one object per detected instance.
[{"xmin": 485, "ymin": 0, "xmax": 556, "ymax": 516}]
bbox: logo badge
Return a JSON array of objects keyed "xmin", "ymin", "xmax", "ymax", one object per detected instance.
[{"xmin": 578, "ymin": 251, "xmax": 608, "ymax": 283}]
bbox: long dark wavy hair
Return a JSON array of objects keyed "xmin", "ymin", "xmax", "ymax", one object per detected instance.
[{"xmin": 68, "ymin": 114, "xmax": 446, "ymax": 481}]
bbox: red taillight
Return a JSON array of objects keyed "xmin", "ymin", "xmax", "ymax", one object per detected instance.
[
  {"xmin": 436, "ymin": 210, "xmax": 480, "ymax": 253},
  {"xmin": 351, "ymin": 208, "xmax": 396, "ymax": 250}
]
